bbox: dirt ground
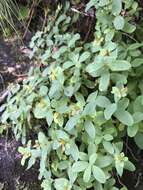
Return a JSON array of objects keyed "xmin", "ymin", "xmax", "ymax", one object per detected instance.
[
  {"xmin": 0, "ymin": 37, "xmax": 32, "ymax": 93},
  {"xmin": 0, "ymin": 37, "xmax": 40, "ymax": 190}
]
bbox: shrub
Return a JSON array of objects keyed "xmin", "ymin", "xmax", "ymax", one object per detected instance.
[{"xmin": 1, "ymin": 1, "xmax": 143, "ymax": 189}]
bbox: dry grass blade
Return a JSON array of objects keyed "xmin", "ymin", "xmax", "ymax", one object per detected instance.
[{"xmin": 0, "ymin": 0, "xmax": 19, "ymax": 36}]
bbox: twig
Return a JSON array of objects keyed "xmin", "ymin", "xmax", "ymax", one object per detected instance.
[
  {"xmin": 0, "ymin": 69, "xmax": 27, "ymax": 78},
  {"xmin": 12, "ymin": 73, "xmax": 27, "ymax": 78},
  {"xmin": 0, "ymin": 74, "xmax": 5, "ymax": 91},
  {"xmin": 42, "ymin": 8, "xmax": 48, "ymax": 31},
  {"xmin": 134, "ymin": 172, "xmax": 142, "ymax": 188},
  {"xmin": 125, "ymin": 135, "xmax": 128, "ymax": 154},
  {"xmin": 84, "ymin": 16, "xmax": 94, "ymax": 42},
  {"xmin": 123, "ymin": 141, "xmax": 139, "ymax": 162},
  {"xmin": 116, "ymin": 173, "xmax": 126, "ymax": 187},
  {"xmin": 122, "ymin": 32, "xmax": 138, "ymax": 43},
  {"xmin": 71, "ymin": 7, "xmax": 95, "ymax": 17},
  {"xmin": 0, "ymin": 90, "xmax": 10, "ymax": 104},
  {"xmin": 23, "ymin": 0, "xmax": 37, "ymax": 39}
]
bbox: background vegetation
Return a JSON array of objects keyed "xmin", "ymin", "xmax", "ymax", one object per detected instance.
[{"xmin": 1, "ymin": 0, "xmax": 143, "ymax": 190}]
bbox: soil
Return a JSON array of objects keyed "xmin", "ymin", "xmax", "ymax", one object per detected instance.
[
  {"xmin": 0, "ymin": 37, "xmax": 32, "ymax": 93},
  {"xmin": 119, "ymin": 138, "xmax": 143, "ymax": 190},
  {"xmin": 0, "ymin": 137, "xmax": 40, "ymax": 190},
  {"xmin": 0, "ymin": 37, "xmax": 40, "ymax": 190}
]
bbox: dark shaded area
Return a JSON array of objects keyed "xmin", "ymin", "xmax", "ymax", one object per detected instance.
[
  {"xmin": 0, "ymin": 37, "xmax": 32, "ymax": 92},
  {"xmin": 0, "ymin": 38, "xmax": 39, "ymax": 189},
  {"xmin": 0, "ymin": 137, "xmax": 40, "ymax": 190},
  {"xmin": 115, "ymin": 137, "xmax": 143, "ymax": 190}
]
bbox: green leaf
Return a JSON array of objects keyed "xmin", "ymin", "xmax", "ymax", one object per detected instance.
[
  {"xmin": 103, "ymin": 134, "xmax": 113, "ymax": 141},
  {"xmin": 41, "ymin": 179, "xmax": 52, "ymax": 190},
  {"xmin": 53, "ymin": 140, "xmax": 60, "ymax": 150},
  {"xmin": 58, "ymin": 161, "xmax": 69, "ymax": 170},
  {"xmin": 114, "ymin": 142, "xmax": 123, "ymax": 153},
  {"xmin": 56, "ymin": 130, "xmax": 69, "ymax": 141},
  {"xmin": 99, "ymin": 0, "xmax": 109, "ymax": 7},
  {"xmin": 113, "ymin": 16, "xmax": 125, "ymax": 30},
  {"xmin": 124, "ymin": 160, "xmax": 135, "ymax": 172},
  {"xmin": 85, "ymin": 1, "xmax": 95, "ymax": 12},
  {"xmin": 133, "ymin": 96, "xmax": 143, "ymax": 113},
  {"xmin": 128, "ymin": 43, "xmax": 143, "ymax": 50},
  {"xmin": 123, "ymin": 22, "xmax": 136, "ymax": 33},
  {"xmin": 114, "ymin": 110, "xmax": 133, "ymax": 126},
  {"xmin": 68, "ymin": 34, "xmax": 80, "ymax": 48},
  {"xmin": 79, "ymin": 152, "xmax": 88, "ymax": 161},
  {"xmin": 92, "ymin": 165, "xmax": 106, "ymax": 183},
  {"xmin": 127, "ymin": 124, "xmax": 138, "ymax": 137},
  {"xmin": 112, "ymin": 0, "xmax": 122, "ymax": 15},
  {"xmin": 104, "ymin": 103, "xmax": 117, "ymax": 120},
  {"xmin": 108, "ymin": 60, "xmax": 131, "ymax": 71},
  {"xmin": 84, "ymin": 120, "xmax": 96, "ymax": 139},
  {"xmin": 133, "ymin": 112, "xmax": 143, "ymax": 123},
  {"xmin": 94, "ymin": 111, "xmax": 107, "ymax": 126},
  {"xmin": 118, "ymin": 98, "xmax": 129, "ymax": 110},
  {"xmin": 38, "ymin": 132, "xmax": 48, "ymax": 147},
  {"xmin": 42, "ymin": 67, "xmax": 51, "ymax": 76},
  {"xmin": 115, "ymin": 161, "xmax": 124, "ymax": 176},
  {"xmin": 72, "ymin": 161, "xmax": 88, "ymax": 172},
  {"xmin": 83, "ymin": 102, "xmax": 96, "ymax": 116},
  {"xmin": 64, "ymin": 86, "xmax": 74, "ymax": 97},
  {"xmin": 19, "ymin": 6, "xmax": 29, "ymax": 20},
  {"xmin": 41, "ymin": 49, "xmax": 51, "ymax": 62},
  {"xmin": 27, "ymin": 156, "xmax": 36, "ymax": 169},
  {"xmin": 131, "ymin": 58, "xmax": 143, "ymax": 67},
  {"xmin": 96, "ymin": 96, "xmax": 111, "ymax": 108},
  {"xmin": 103, "ymin": 141, "xmax": 114, "ymax": 154},
  {"xmin": 54, "ymin": 178, "xmax": 71, "ymax": 190},
  {"xmin": 83, "ymin": 165, "xmax": 92, "ymax": 183},
  {"xmin": 65, "ymin": 115, "xmax": 80, "ymax": 131},
  {"xmin": 89, "ymin": 153, "xmax": 97, "ymax": 165},
  {"xmin": 75, "ymin": 92, "xmax": 85, "ymax": 107},
  {"xmin": 67, "ymin": 141, "xmax": 79, "ymax": 161},
  {"xmin": 49, "ymin": 80, "xmax": 61, "ymax": 98},
  {"xmin": 39, "ymin": 86, "xmax": 48, "ymax": 96},
  {"xmin": 79, "ymin": 52, "xmax": 90, "ymax": 63},
  {"xmin": 86, "ymin": 62, "xmax": 104, "ymax": 74},
  {"xmin": 53, "ymin": 46, "xmax": 67, "ymax": 59},
  {"xmin": 99, "ymin": 71, "xmax": 110, "ymax": 91},
  {"xmin": 88, "ymin": 143, "xmax": 97, "ymax": 157},
  {"xmin": 68, "ymin": 166, "xmax": 77, "ymax": 184},
  {"xmin": 134, "ymin": 132, "xmax": 143, "ymax": 149},
  {"xmin": 96, "ymin": 156, "xmax": 113, "ymax": 168},
  {"xmin": 120, "ymin": 187, "xmax": 128, "ymax": 190},
  {"xmin": 34, "ymin": 104, "xmax": 48, "ymax": 119},
  {"xmin": 87, "ymin": 91, "xmax": 98, "ymax": 102},
  {"xmin": 63, "ymin": 61, "xmax": 74, "ymax": 69},
  {"xmin": 46, "ymin": 110, "xmax": 53, "ymax": 126}
]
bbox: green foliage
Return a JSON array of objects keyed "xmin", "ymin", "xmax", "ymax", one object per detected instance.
[{"xmin": 2, "ymin": 0, "xmax": 143, "ymax": 189}]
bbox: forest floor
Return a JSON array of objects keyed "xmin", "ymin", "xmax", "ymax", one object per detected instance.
[
  {"xmin": 0, "ymin": 37, "xmax": 40, "ymax": 190},
  {"xmin": 0, "ymin": 37, "xmax": 32, "ymax": 93}
]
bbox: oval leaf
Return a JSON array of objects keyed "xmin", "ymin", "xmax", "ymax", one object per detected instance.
[
  {"xmin": 83, "ymin": 165, "xmax": 91, "ymax": 183},
  {"xmin": 113, "ymin": 16, "xmax": 125, "ymax": 30},
  {"xmin": 109, "ymin": 60, "xmax": 131, "ymax": 71},
  {"xmin": 72, "ymin": 161, "xmax": 88, "ymax": 172},
  {"xmin": 114, "ymin": 110, "xmax": 133, "ymax": 126},
  {"xmin": 92, "ymin": 165, "xmax": 106, "ymax": 184},
  {"xmin": 104, "ymin": 103, "xmax": 117, "ymax": 120}
]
